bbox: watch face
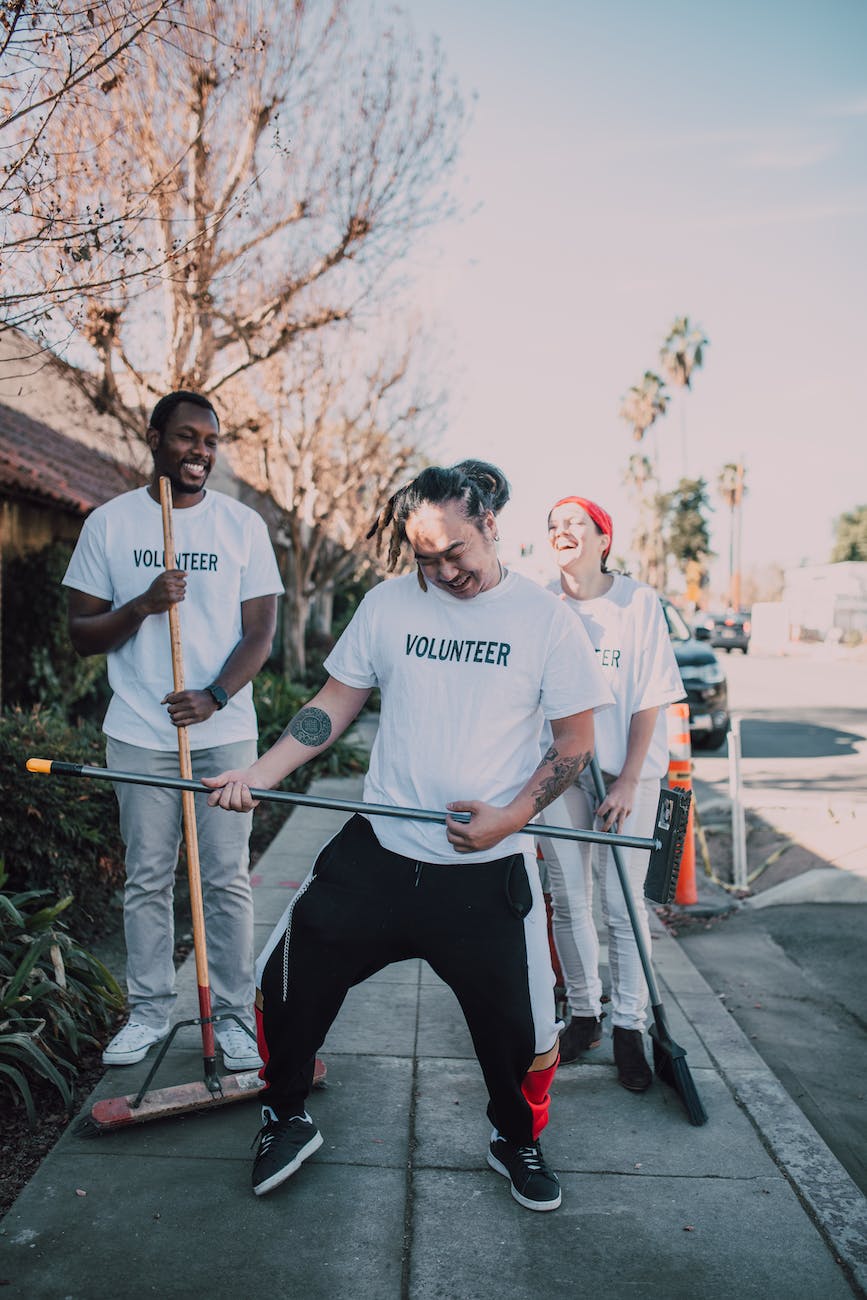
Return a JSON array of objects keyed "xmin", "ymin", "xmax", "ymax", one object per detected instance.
[{"xmin": 208, "ymin": 685, "xmax": 228, "ymax": 709}]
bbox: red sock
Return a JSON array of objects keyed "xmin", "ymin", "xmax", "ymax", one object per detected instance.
[
  {"xmin": 522, "ymin": 1056, "xmax": 559, "ymax": 1139},
  {"xmin": 254, "ymin": 1001, "xmax": 269, "ymax": 1082}
]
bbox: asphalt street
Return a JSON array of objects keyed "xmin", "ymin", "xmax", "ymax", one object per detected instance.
[
  {"xmin": 679, "ymin": 902, "xmax": 867, "ymax": 1197},
  {"xmin": 692, "ymin": 649, "xmax": 867, "ymax": 814},
  {"xmin": 680, "ymin": 648, "xmax": 867, "ymax": 1197}
]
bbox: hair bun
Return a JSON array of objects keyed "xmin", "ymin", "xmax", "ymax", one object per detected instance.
[{"xmin": 451, "ymin": 458, "xmax": 511, "ymax": 514}]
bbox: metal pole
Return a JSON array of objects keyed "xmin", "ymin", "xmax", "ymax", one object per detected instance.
[
  {"xmin": 26, "ymin": 759, "xmax": 666, "ymax": 852},
  {"xmin": 727, "ymin": 715, "xmax": 747, "ymax": 889},
  {"xmin": 732, "ymin": 460, "xmax": 744, "ymax": 611}
]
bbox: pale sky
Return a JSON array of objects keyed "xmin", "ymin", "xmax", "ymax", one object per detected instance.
[{"xmin": 400, "ymin": 0, "xmax": 867, "ymax": 594}]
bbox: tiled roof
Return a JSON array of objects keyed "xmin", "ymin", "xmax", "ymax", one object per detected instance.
[{"xmin": 0, "ymin": 402, "xmax": 145, "ymax": 514}]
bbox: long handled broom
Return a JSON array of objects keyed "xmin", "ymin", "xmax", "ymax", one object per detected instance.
[
  {"xmin": 586, "ymin": 756, "xmax": 708, "ymax": 1126},
  {"xmin": 23, "ymin": 754, "xmax": 696, "ymax": 1128},
  {"xmin": 158, "ymin": 473, "xmax": 227, "ymax": 1099}
]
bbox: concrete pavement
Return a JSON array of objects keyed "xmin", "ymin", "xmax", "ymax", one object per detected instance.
[{"xmin": 1, "ymin": 771, "xmax": 866, "ymax": 1299}]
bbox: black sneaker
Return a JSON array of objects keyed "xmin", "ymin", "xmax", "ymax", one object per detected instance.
[
  {"xmin": 251, "ymin": 1108, "xmax": 323, "ymax": 1196},
  {"xmin": 487, "ymin": 1134, "xmax": 562, "ymax": 1211},
  {"xmin": 559, "ymin": 1012, "xmax": 605, "ymax": 1064},
  {"xmin": 613, "ymin": 1027, "xmax": 653, "ymax": 1092}
]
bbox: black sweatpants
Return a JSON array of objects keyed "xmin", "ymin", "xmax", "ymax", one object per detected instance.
[{"xmin": 259, "ymin": 815, "xmax": 555, "ymax": 1146}]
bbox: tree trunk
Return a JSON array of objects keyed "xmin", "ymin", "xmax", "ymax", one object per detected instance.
[
  {"xmin": 281, "ymin": 586, "xmax": 311, "ymax": 681},
  {"xmin": 311, "ymin": 587, "xmax": 334, "ymax": 638}
]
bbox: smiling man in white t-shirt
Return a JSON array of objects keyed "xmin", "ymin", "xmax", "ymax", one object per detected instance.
[{"xmin": 63, "ymin": 391, "xmax": 283, "ymax": 1072}]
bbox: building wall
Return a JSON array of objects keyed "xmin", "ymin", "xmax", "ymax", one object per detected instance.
[
  {"xmin": 783, "ymin": 562, "xmax": 867, "ymax": 636},
  {"xmin": 1, "ymin": 498, "xmax": 82, "ymax": 558}
]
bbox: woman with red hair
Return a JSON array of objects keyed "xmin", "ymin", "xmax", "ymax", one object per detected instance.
[{"xmin": 536, "ymin": 496, "xmax": 684, "ymax": 1092}]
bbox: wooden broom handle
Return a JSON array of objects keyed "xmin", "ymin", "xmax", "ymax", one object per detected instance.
[{"xmin": 159, "ymin": 477, "xmax": 213, "ymax": 1028}]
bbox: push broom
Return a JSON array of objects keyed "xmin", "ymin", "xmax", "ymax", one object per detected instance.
[
  {"xmin": 29, "ymin": 753, "xmax": 696, "ymax": 1128},
  {"xmin": 22, "ymin": 766, "xmax": 691, "ymax": 1131},
  {"xmin": 28, "ymin": 765, "xmax": 694, "ymax": 1124},
  {"xmin": 584, "ymin": 756, "xmax": 708, "ymax": 1126}
]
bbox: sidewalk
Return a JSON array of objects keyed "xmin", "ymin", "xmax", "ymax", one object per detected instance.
[{"xmin": 2, "ymin": 771, "xmax": 866, "ymax": 1299}]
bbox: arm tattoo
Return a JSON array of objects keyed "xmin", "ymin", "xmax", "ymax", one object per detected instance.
[
  {"xmin": 285, "ymin": 706, "xmax": 332, "ymax": 748},
  {"xmin": 529, "ymin": 745, "xmax": 591, "ymax": 814}
]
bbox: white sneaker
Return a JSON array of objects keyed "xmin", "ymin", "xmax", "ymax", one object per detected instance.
[
  {"xmin": 215, "ymin": 1024, "xmax": 263, "ymax": 1072},
  {"xmin": 102, "ymin": 1020, "xmax": 170, "ymax": 1066}
]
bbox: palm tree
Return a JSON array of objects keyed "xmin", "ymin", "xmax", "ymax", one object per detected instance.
[
  {"xmin": 619, "ymin": 374, "xmax": 669, "ymax": 591},
  {"xmin": 619, "ymin": 371, "xmax": 669, "ymax": 443},
  {"xmin": 623, "ymin": 452, "xmax": 667, "ymax": 590},
  {"xmin": 717, "ymin": 462, "xmax": 746, "ymax": 609},
  {"xmin": 659, "ymin": 317, "xmax": 708, "ymax": 389},
  {"xmin": 660, "ymin": 317, "xmax": 709, "ymax": 477}
]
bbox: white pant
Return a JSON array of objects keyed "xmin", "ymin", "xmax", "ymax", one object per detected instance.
[
  {"xmin": 106, "ymin": 737, "xmax": 257, "ymax": 1030},
  {"xmin": 538, "ymin": 772, "xmax": 660, "ymax": 1031}
]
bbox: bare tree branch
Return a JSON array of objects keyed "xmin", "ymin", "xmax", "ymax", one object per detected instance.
[
  {"xmin": 226, "ymin": 333, "xmax": 441, "ymax": 676},
  {"xmin": 4, "ymin": 0, "xmax": 464, "ymax": 412}
]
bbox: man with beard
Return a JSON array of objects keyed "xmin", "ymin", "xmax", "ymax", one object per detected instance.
[{"xmin": 63, "ymin": 391, "xmax": 283, "ymax": 1072}]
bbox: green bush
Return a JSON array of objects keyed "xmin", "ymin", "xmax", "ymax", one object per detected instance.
[
  {"xmin": 253, "ymin": 670, "xmax": 369, "ymax": 778},
  {"xmin": 0, "ymin": 706, "xmax": 125, "ymax": 942},
  {"xmin": 250, "ymin": 670, "xmax": 370, "ymax": 860},
  {"xmin": 2, "ymin": 542, "xmax": 111, "ymax": 723},
  {"xmin": 0, "ymin": 864, "xmax": 124, "ymax": 1124}
]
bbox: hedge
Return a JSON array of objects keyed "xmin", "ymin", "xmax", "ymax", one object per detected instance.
[{"xmin": 0, "ymin": 707, "xmax": 125, "ymax": 943}]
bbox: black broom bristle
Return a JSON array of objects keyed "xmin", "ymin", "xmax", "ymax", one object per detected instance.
[
  {"xmin": 650, "ymin": 1030, "xmax": 708, "ymax": 1126},
  {"xmin": 71, "ymin": 1113, "xmax": 104, "ymax": 1139}
]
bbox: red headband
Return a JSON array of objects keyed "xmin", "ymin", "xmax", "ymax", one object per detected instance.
[{"xmin": 550, "ymin": 496, "xmax": 613, "ymax": 559}]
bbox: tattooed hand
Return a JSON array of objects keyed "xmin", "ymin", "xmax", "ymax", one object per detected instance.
[{"xmin": 445, "ymin": 802, "xmax": 523, "ymax": 854}]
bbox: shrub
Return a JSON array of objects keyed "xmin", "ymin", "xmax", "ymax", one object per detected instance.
[
  {"xmin": 250, "ymin": 670, "xmax": 370, "ymax": 860},
  {"xmin": 1, "ymin": 542, "xmax": 111, "ymax": 723},
  {"xmin": 253, "ymin": 671, "xmax": 369, "ymax": 779},
  {"xmin": 0, "ymin": 864, "xmax": 124, "ymax": 1124},
  {"xmin": 0, "ymin": 706, "xmax": 125, "ymax": 942}
]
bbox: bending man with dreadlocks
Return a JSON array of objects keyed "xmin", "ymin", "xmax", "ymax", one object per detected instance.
[{"xmin": 204, "ymin": 460, "xmax": 612, "ymax": 1212}]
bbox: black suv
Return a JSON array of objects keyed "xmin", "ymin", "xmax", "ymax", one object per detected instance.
[{"xmin": 661, "ymin": 599, "xmax": 729, "ymax": 750}]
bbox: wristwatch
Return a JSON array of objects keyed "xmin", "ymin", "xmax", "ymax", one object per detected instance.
[{"xmin": 205, "ymin": 683, "xmax": 229, "ymax": 710}]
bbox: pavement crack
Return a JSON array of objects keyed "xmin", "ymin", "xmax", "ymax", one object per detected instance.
[{"xmin": 400, "ymin": 964, "xmax": 423, "ymax": 1300}]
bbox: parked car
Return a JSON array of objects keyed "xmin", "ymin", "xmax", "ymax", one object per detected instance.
[
  {"xmin": 696, "ymin": 610, "xmax": 751, "ymax": 654},
  {"xmin": 661, "ymin": 599, "xmax": 729, "ymax": 751}
]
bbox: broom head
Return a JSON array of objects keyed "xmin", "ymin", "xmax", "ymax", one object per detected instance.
[
  {"xmin": 648, "ymin": 1006, "xmax": 708, "ymax": 1126},
  {"xmin": 643, "ymin": 786, "xmax": 692, "ymax": 904}
]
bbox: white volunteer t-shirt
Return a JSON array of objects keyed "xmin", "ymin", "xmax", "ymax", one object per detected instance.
[
  {"xmin": 324, "ymin": 569, "xmax": 613, "ymax": 863},
  {"xmin": 548, "ymin": 574, "xmax": 685, "ymax": 779},
  {"xmin": 63, "ymin": 487, "xmax": 283, "ymax": 750}
]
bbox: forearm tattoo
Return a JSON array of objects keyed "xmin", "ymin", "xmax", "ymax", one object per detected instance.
[
  {"xmin": 530, "ymin": 745, "xmax": 591, "ymax": 814},
  {"xmin": 285, "ymin": 706, "xmax": 332, "ymax": 748}
]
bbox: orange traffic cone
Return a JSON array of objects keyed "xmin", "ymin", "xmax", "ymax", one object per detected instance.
[{"xmin": 666, "ymin": 702, "xmax": 697, "ymax": 905}]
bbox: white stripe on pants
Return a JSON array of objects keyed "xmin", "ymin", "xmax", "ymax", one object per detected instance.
[
  {"xmin": 538, "ymin": 772, "xmax": 660, "ymax": 1031},
  {"xmin": 106, "ymin": 736, "xmax": 257, "ymax": 1030}
]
